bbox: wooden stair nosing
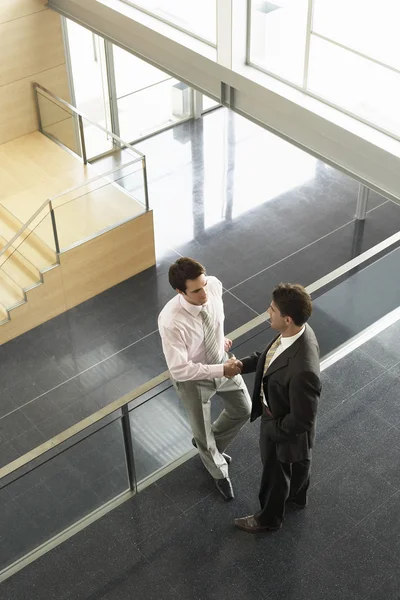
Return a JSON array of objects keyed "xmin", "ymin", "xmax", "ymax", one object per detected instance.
[{"xmin": 0, "ymin": 236, "xmax": 42, "ymax": 292}]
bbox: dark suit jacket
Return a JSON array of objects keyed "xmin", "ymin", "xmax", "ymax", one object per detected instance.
[{"xmin": 240, "ymin": 324, "xmax": 321, "ymax": 464}]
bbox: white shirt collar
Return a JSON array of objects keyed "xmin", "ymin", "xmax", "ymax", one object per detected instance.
[
  {"xmin": 179, "ymin": 293, "xmax": 203, "ymax": 317},
  {"xmin": 280, "ymin": 325, "xmax": 305, "ymax": 348}
]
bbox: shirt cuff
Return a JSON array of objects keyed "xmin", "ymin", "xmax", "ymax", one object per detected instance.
[{"xmin": 209, "ymin": 364, "xmax": 224, "ymax": 378}]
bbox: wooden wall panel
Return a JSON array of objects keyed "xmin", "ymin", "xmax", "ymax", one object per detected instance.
[
  {"xmin": 0, "ymin": 5, "xmax": 70, "ymax": 144},
  {"xmin": 0, "ymin": 265, "xmax": 67, "ymax": 344},
  {"xmin": 60, "ymin": 211, "xmax": 156, "ymax": 309},
  {"xmin": 0, "ymin": 213, "xmax": 156, "ymax": 343},
  {"xmin": 0, "ymin": 0, "xmax": 47, "ymax": 24},
  {"xmin": 0, "ymin": 10, "xmax": 66, "ymax": 86},
  {"xmin": 0, "ymin": 64, "xmax": 71, "ymax": 145}
]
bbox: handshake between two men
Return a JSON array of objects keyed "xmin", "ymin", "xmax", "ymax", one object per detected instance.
[
  {"xmin": 223, "ymin": 338, "xmax": 243, "ymax": 378},
  {"xmin": 223, "ymin": 355, "xmax": 242, "ymax": 378}
]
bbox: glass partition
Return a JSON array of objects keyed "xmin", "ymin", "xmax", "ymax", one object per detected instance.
[
  {"xmin": 50, "ymin": 161, "xmax": 146, "ymax": 250},
  {"xmin": 36, "ymin": 92, "xmax": 82, "ymax": 158},
  {"xmin": 0, "ymin": 416, "xmax": 129, "ymax": 572}
]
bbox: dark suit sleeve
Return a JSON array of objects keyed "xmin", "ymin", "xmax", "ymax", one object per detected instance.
[
  {"xmin": 264, "ymin": 371, "xmax": 320, "ymax": 443},
  {"xmin": 240, "ymin": 352, "xmax": 261, "ymax": 375}
]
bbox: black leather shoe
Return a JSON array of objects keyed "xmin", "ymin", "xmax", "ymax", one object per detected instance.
[
  {"xmin": 191, "ymin": 438, "xmax": 232, "ymax": 464},
  {"xmin": 215, "ymin": 477, "xmax": 234, "ymax": 501},
  {"xmin": 234, "ymin": 515, "xmax": 282, "ymax": 533}
]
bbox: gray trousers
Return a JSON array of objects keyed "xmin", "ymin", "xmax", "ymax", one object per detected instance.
[{"xmin": 173, "ymin": 374, "xmax": 251, "ymax": 480}]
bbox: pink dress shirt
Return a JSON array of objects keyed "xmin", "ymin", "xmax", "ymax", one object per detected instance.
[{"xmin": 158, "ymin": 276, "xmax": 225, "ymax": 381}]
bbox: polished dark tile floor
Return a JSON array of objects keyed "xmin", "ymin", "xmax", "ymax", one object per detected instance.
[
  {"xmin": 1, "ymin": 320, "xmax": 399, "ymax": 599},
  {"xmin": 1, "ymin": 108, "xmax": 400, "ymax": 469}
]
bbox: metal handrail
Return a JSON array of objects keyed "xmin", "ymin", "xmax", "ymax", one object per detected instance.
[
  {"xmin": 33, "ymin": 82, "xmax": 145, "ymax": 160},
  {"xmin": 0, "ymin": 199, "xmax": 50, "ymax": 260}
]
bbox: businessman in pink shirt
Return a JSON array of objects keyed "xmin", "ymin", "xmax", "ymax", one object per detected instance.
[{"xmin": 158, "ymin": 257, "xmax": 251, "ymax": 500}]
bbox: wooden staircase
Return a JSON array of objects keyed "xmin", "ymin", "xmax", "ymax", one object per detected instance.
[{"xmin": 0, "ymin": 204, "xmax": 57, "ymax": 326}]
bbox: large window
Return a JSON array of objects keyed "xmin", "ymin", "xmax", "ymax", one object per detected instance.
[
  {"xmin": 127, "ymin": 0, "xmax": 217, "ymax": 45},
  {"xmin": 112, "ymin": 45, "xmax": 188, "ymax": 141},
  {"xmin": 248, "ymin": 0, "xmax": 400, "ymax": 138},
  {"xmin": 249, "ymin": 0, "xmax": 309, "ymax": 86}
]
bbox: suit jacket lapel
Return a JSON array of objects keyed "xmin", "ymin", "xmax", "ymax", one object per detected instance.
[{"xmin": 263, "ymin": 334, "xmax": 302, "ymax": 378}]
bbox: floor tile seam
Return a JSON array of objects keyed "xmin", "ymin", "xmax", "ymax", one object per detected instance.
[
  {"xmin": 181, "ymin": 491, "xmax": 215, "ymax": 515},
  {"xmin": 350, "ymin": 528, "xmax": 400, "ymax": 571},
  {"xmin": 135, "ymin": 511, "xmax": 188, "ymax": 552},
  {"xmin": 320, "ymin": 366, "xmax": 395, "ymax": 415},
  {"xmin": 168, "ymin": 247, "xmax": 184, "ymax": 258},
  {"xmin": 360, "ymin": 348, "xmax": 400, "ymax": 374},
  {"xmin": 153, "ymin": 481, "xmax": 190, "ymax": 516},
  {"xmin": 227, "ymin": 202, "xmax": 390, "ymax": 292},
  {"xmin": 354, "ymin": 488, "xmax": 400, "ymax": 530},
  {"xmin": 6, "ymin": 414, "xmax": 47, "ymax": 450},
  {"xmin": 365, "ymin": 575, "xmax": 396, "ymax": 600},
  {"xmin": 0, "ymin": 328, "xmax": 161, "ymax": 421},
  {"xmin": 223, "ymin": 289, "xmax": 260, "ymax": 316},
  {"xmin": 236, "ymin": 564, "xmax": 271, "ymax": 598}
]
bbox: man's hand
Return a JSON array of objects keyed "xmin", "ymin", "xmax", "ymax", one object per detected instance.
[
  {"xmin": 224, "ymin": 338, "xmax": 233, "ymax": 352},
  {"xmin": 223, "ymin": 356, "xmax": 242, "ymax": 378}
]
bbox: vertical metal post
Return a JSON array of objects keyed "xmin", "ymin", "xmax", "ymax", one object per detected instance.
[
  {"xmin": 121, "ymin": 404, "xmax": 137, "ymax": 492},
  {"xmin": 356, "ymin": 184, "xmax": 369, "ymax": 220},
  {"xmin": 104, "ymin": 40, "xmax": 120, "ymax": 140},
  {"xmin": 78, "ymin": 115, "xmax": 87, "ymax": 164},
  {"xmin": 32, "ymin": 84, "xmax": 43, "ymax": 132},
  {"xmin": 49, "ymin": 201, "xmax": 60, "ymax": 254},
  {"xmin": 142, "ymin": 157, "xmax": 150, "ymax": 212},
  {"xmin": 303, "ymin": 0, "xmax": 314, "ymax": 90},
  {"xmin": 217, "ymin": 0, "xmax": 233, "ymax": 69},
  {"xmin": 192, "ymin": 89, "xmax": 203, "ymax": 119}
]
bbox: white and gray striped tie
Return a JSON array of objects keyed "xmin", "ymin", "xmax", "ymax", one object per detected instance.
[{"xmin": 201, "ymin": 306, "xmax": 222, "ymax": 364}]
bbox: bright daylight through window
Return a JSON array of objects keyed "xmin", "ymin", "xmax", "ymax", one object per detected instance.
[{"xmin": 248, "ymin": 0, "xmax": 400, "ymax": 138}]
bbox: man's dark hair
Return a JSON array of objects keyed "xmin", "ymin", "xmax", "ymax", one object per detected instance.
[
  {"xmin": 272, "ymin": 283, "xmax": 312, "ymax": 326},
  {"xmin": 168, "ymin": 257, "xmax": 206, "ymax": 293}
]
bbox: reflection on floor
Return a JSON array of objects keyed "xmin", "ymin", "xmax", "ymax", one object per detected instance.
[
  {"xmin": 1, "ymin": 108, "xmax": 400, "ymax": 469},
  {"xmin": 1, "ymin": 319, "xmax": 399, "ymax": 599}
]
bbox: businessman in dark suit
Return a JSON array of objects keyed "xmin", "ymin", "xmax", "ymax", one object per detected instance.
[{"xmin": 234, "ymin": 283, "xmax": 321, "ymax": 532}]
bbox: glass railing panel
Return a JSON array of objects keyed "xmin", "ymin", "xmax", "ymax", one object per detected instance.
[
  {"xmin": 51, "ymin": 162, "xmax": 146, "ymax": 250},
  {"xmin": 36, "ymin": 90, "xmax": 82, "ymax": 158},
  {"xmin": 0, "ymin": 206, "xmax": 57, "ymax": 281},
  {"xmin": 0, "ymin": 416, "xmax": 129, "ymax": 572},
  {"xmin": 128, "ymin": 382, "xmax": 193, "ymax": 484}
]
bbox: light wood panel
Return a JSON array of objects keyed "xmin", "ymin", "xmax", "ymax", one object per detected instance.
[
  {"xmin": 0, "ymin": 2, "xmax": 70, "ymax": 145},
  {"xmin": 0, "ymin": 234, "xmax": 41, "ymax": 290},
  {"xmin": 0, "ymin": 0, "xmax": 46, "ymax": 24},
  {"xmin": 0, "ymin": 9, "xmax": 65, "ymax": 87},
  {"xmin": 0, "ymin": 212, "xmax": 156, "ymax": 343},
  {"xmin": 0, "ymin": 132, "xmax": 145, "ymax": 252},
  {"xmin": 0, "ymin": 265, "xmax": 67, "ymax": 343},
  {"xmin": 0, "ymin": 204, "xmax": 56, "ymax": 271},
  {"xmin": 0, "ymin": 269, "xmax": 25, "ymax": 309},
  {"xmin": 0, "ymin": 132, "xmax": 88, "ymax": 205},
  {"xmin": 60, "ymin": 211, "xmax": 155, "ymax": 309},
  {"xmin": 0, "ymin": 302, "xmax": 8, "ymax": 323},
  {"xmin": 0, "ymin": 64, "xmax": 71, "ymax": 145}
]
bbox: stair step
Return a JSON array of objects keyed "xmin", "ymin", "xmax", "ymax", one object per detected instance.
[
  {"xmin": 0, "ymin": 235, "xmax": 41, "ymax": 290},
  {"xmin": 0, "ymin": 302, "xmax": 9, "ymax": 324},
  {"xmin": 0, "ymin": 205, "xmax": 56, "ymax": 272},
  {"xmin": 0, "ymin": 270, "xmax": 25, "ymax": 310}
]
